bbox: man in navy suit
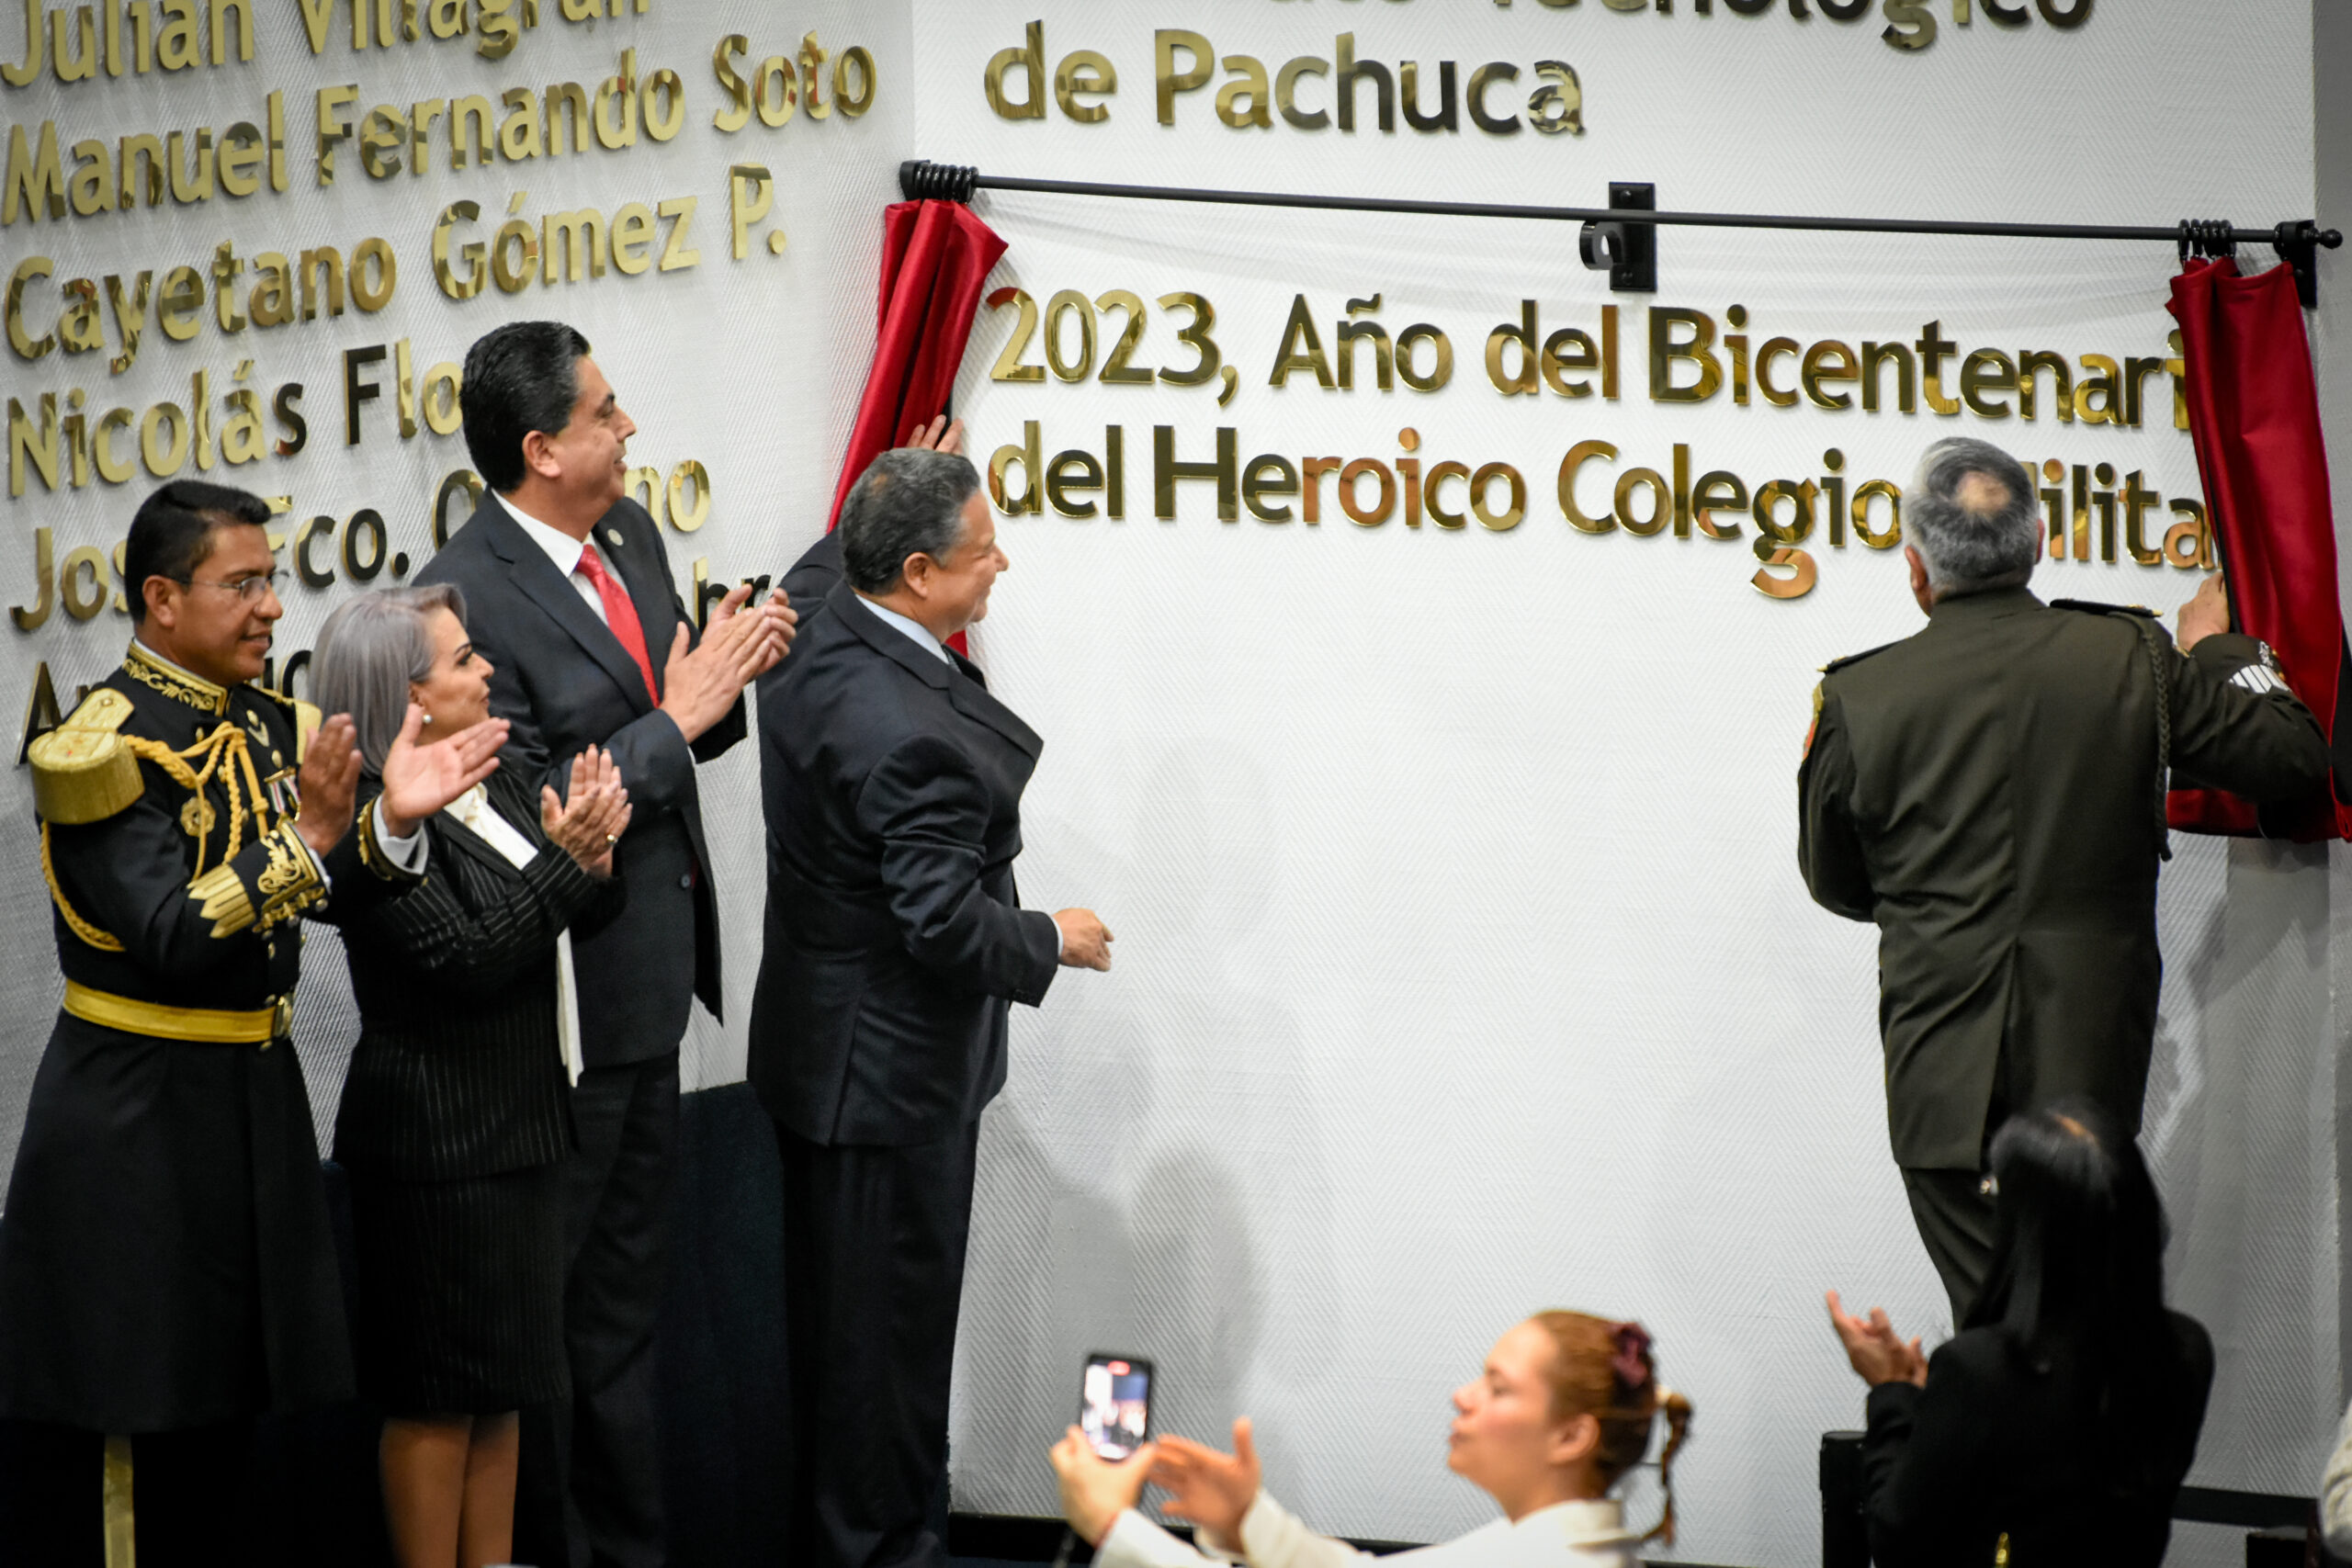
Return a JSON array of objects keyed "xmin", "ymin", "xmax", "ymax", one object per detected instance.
[
  {"xmin": 419, "ymin": 321, "xmax": 792, "ymax": 1568},
  {"xmin": 750, "ymin": 446, "xmax": 1110, "ymax": 1568}
]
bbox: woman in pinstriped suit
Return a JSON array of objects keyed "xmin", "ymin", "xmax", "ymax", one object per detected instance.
[{"xmin": 314, "ymin": 584, "xmax": 631, "ymax": 1568}]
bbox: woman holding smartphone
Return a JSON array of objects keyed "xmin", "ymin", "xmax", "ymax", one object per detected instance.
[{"xmin": 1048, "ymin": 1312, "xmax": 1691, "ymax": 1568}]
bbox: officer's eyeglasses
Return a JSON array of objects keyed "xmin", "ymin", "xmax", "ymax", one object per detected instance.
[{"xmin": 174, "ymin": 569, "xmax": 284, "ymax": 603}]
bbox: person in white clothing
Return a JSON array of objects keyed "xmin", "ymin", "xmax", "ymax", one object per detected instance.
[{"xmin": 1049, "ymin": 1313, "xmax": 1692, "ymax": 1568}]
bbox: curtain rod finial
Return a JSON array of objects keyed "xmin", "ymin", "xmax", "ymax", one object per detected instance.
[{"xmin": 899, "ymin": 161, "xmax": 978, "ymax": 204}]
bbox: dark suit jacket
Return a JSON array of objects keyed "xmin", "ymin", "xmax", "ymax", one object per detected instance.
[
  {"xmin": 334, "ymin": 772, "xmax": 624, "ymax": 1181},
  {"xmin": 1799, "ymin": 591, "xmax": 2331, "ymax": 1168},
  {"xmin": 749, "ymin": 584, "xmax": 1060, "ymax": 1146},
  {"xmin": 778, "ymin": 530, "xmax": 843, "ymax": 630},
  {"xmin": 1862, "ymin": 1313, "xmax": 2214, "ymax": 1567},
  {"xmin": 415, "ymin": 493, "xmax": 746, "ymax": 1067}
]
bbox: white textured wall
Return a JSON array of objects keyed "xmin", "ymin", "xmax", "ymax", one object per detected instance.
[{"xmin": 909, "ymin": 6, "xmax": 2335, "ymax": 1566}]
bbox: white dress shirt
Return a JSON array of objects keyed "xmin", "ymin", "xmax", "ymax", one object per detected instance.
[
  {"xmin": 854, "ymin": 593, "xmax": 954, "ymax": 665},
  {"xmin": 1097, "ymin": 1495, "xmax": 1640, "ymax": 1568},
  {"xmin": 497, "ymin": 491, "xmax": 608, "ymax": 626},
  {"xmin": 130, "ymin": 639, "xmax": 425, "ymax": 878},
  {"xmin": 442, "ymin": 783, "xmax": 582, "ymax": 1086}
]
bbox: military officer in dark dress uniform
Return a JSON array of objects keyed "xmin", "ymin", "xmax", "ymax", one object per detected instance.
[
  {"xmin": 0, "ymin": 480, "xmax": 503, "ymax": 1563},
  {"xmin": 1799, "ymin": 437, "xmax": 2333, "ymax": 1321}
]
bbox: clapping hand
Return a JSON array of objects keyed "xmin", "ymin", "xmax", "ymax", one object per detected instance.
[
  {"xmin": 293, "ymin": 713, "xmax": 363, "ymax": 859},
  {"xmin": 1150, "ymin": 1417, "xmax": 1261, "ymax": 1547},
  {"xmin": 1047, "ymin": 1428, "xmax": 1158, "ymax": 1548},
  {"xmin": 1826, "ymin": 1291, "xmax": 1928, "ymax": 1389},
  {"xmin": 659, "ymin": 586, "xmax": 797, "ymax": 742},
  {"xmin": 540, "ymin": 746, "xmax": 631, "ymax": 877},
  {"xmin": 378, "ymin": 705, "xmax": 507, "ymax": 837}
]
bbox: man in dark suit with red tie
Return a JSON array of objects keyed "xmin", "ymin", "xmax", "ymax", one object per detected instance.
[
  {"xmin": 418, "ymin": 321, "xmax": 793, "ymax": 1568},
  {"xmin": 750, "ymin": 446, "xmax": 1111, "ymax": 1568}
]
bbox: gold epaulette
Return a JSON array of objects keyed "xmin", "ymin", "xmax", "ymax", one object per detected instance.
[
  {"xmin": 28, "ymin": 689, "xmax": 141, "ymax": 825},
  {"xmin": 254, "ymin": 685, "xmax": 322, "ymax": 762}
]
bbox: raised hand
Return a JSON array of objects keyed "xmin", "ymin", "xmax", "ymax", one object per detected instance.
[
  {"xmin": 2177, "ymin": 570, "xmax": 2231, "ymax": 652},
  {"xmin": 379, "ymin": 705, "xmax": 507, "ymax": 837},
  {"xmin": 540, "ymin": 746, "xmax": 631, "ymax": 875},
  {"xmin": 1826, "ymin": 1291, "xmax": 1928, "ymax": 1388},
  {"xmin": 1149, "ymin": 1417, "xmax": 1261, "ymax": 1545},
  {"xmin": 294, "ymin": 712, "xmax": 362, "ymax": 859},
  {"xmin": 902, "ymin": 414, "xmax": 966, "ymax": 457}
]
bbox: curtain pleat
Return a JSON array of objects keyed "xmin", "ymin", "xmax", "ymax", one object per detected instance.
[{"xmin": 2165, "ymin": 257, "xmax": 2352, "ymax": 840}]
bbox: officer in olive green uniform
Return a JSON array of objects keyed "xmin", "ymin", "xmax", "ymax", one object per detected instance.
[
  {"xmin": 1798, "ymin": 438, "xmax": 2331, "ymax": 1320},
  {"xmin": 0, "ymin": 481, "xmax": 440, "ymax": 1564}
]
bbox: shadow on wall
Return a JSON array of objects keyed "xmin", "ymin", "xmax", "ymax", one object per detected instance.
[
  {"xmin": 2145, "ymin": 835, "xmax": 2339, "ymax": 1496},
  {"xmin": 949, "ymin": 742, "xmax": 1340, "ymax": 1516}
]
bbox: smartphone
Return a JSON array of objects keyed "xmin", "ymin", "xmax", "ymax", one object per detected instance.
[{"xmin": 1079, "ymin": 1353, "xmax": 1154, "ymax": 1461}]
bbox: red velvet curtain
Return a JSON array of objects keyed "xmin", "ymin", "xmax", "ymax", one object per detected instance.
[
  {"xmin": 825, "ymin": 199, "xmax": 1009, "ymax": 527},
  {"xmin": 2164, "ymin": 257, "xmax": 2352, "ymax": 840}
]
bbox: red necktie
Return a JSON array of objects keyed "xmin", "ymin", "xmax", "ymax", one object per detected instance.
[{"xmin": 575, "ymin": 542, "xmax": 660, "ymax": 703}]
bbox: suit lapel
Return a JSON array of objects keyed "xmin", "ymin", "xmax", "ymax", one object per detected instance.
[
  {"xmin": 433, "ymin": 772, "xmax": 546, "ymax": 883},
  {"xmin": 829, "ymin": 585, "xmax": 1042, "ymax": 760},
  {"xmin": 945, "ymin": 649, "xmax": 1042, "ymax": 759},
  {"xmin": 435, "ymin": 802, "xmax": 526, "ymax": 883},
  {"xmin": 474, "ymin": 497, "xmax": 655, "ymax": 716}
]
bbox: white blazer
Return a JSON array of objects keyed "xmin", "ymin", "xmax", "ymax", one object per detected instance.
[{"xmin": 1096, "ymin": 1494, "xmax": 1642, "ymax": 1568}]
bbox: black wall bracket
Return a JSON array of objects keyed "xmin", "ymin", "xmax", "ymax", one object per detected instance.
[
  {"xmin": 1578, "ymin": 182, "xmax": 1657, "ymax": 294},
  {"xmin": 2275, "ymin": 220, "xmax": 2326, "ymax": 309}
]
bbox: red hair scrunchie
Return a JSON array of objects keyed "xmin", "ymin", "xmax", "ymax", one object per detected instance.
[{"xmin": 1611, "ymin": 1321, "xmax": 1654, "ymax": 1393}]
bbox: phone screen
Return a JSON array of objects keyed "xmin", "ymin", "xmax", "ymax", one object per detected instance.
[{"xmin": 1079, "ymin": 1353, "xmax": 1154, "ymax": 1460}]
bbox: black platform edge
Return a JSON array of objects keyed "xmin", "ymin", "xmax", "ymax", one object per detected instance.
[
  {"xmin": 2174, "ymin": 1486, "xmax": 2314, "ymax": 1529},
  {"xmin": 945, "ymin": 1513, "xmax": 1750, "ymax": 1568}
]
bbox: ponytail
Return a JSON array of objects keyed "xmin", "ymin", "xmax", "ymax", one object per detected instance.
[{"xmin": 1643, "ymin": 1384, "xmax": 1694, "ymax": 1547}]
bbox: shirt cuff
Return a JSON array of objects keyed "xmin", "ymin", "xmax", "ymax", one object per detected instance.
[
  {"xmin": 372, "ymin": 798, "xmax": 428, "ymax": 874},
  {"xmin": 1236, "ymin": 1492, "xmax": 1310, "ymax": 1566},
  {"xmin": 1098, "ymin": 1508, "xmax": 1203, "ymax": 1568},
  {"xmin": 291, "ymin": 821, "xmax": 330, "ymax": 895}
]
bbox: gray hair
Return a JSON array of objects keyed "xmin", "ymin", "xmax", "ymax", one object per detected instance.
[
  {"xmin": 838, "ymin": 447, "xmax": 982, "ymax": 594},
  {"xmin": 1905, "ymin": 438, "xmax": 2041, "ymax": 594},
  {"xmin": 311, "ymin": 584, "xmax": 469, "ymax": 772}
]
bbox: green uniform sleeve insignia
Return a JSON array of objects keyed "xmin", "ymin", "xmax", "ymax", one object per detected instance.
[{"xmin": 29, "ymin": 689, "xmax": 142, "ymax": 824}]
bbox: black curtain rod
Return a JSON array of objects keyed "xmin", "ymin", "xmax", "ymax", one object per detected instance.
[{"xmin": 897, "ymin": 161, "xmax": 2341, "ymax": 302}]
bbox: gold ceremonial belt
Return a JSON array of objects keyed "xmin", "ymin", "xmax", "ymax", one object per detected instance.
[{"xmin": 62, "ymin": 981, "xmax": 289, "ymax": 1045}]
